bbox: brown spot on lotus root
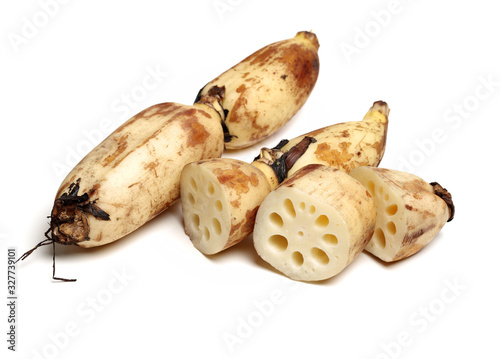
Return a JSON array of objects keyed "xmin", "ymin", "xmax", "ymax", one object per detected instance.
[
  {"xmin": 243, "ymin": 206, "xmax": 259, "ymax": 234},
  {"xmin": 228, "ymin": 91, "xmax": 271, "ymax": 140},
  {"xmin": 226, "ymin": 207, "xmax": 260, "ymax": 249},
  {"xmin": 181, "ymin": 112, "xmax": 210, "ymax": 147},
  {"xmin": 249, "ymin": 42, "xmax": 281, "ymax": 67},
  {"xmin": 144, "ymin": 160, "xmax": 160, "ymax": 178},
  {"xmin": 278, "ymin": 43, "xmax": 319, "ymax": 97},
  {"xmin": 313, "ymin": 142, "xmax": 354, "ymax": 171},
  {"xmin": 402, "ymin": 224, "xmax": 436, "ymax": 246},
  {"xmin": 128, "ymin": 182, "xmax": 140, "ymax": 188},
  {"xmin": 249, "ymin": 173, "xmax": 259, "ymax": 187},
  {"xmin": 102, "ymin": 135, "xmax": 129, "ymax": 167},
  {"xmin": 229, "ymin": 219, "xmax": 243, "ymax": 237},
  {"xmin": 228, "ymin": 95, "xmax": 249, "ymax": 124},
  {"xmin": 213, "ymin": 165, "xmax": 256, "ymax": 195},
  {"xmin": 248, "ymin": 122, "xmax": 271, "ymax": 142}
]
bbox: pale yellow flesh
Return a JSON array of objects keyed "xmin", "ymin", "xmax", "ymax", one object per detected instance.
[
  {"xmin": 253, "ymin": 187, "xmax": 350, "ymax": 281},
  {"xmin": 180, "ymin": 158, "xmax": 271, "ymax": 255},
  {"xmin": 253, "ymin": 165, "xmax": 376, "ymax": 281},
  {"xmin": 180, "ymin": 164, "xmax": 231, "ymax": 255}
]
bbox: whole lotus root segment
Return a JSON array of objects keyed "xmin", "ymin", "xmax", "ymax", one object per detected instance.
[
  {"xmin": 180, "ymin": 158, "xmax": 271, "ymax": 255},
  {"xmin": 195, "ymin": 31, "xmax": 320, "ymax": 149},
  {"xmin": 17, "ymin": 101, "xmax": 225, "ymax": 281},
  {"xmin": 273, "ymin": 100, "xmax": 389, "ymax": 177},
  {"xmin": 253, "ymin": 164, "xmax": 376, "ymax": 281},
  {"xmin": 252, "ymin": 100, "xmax": 389, "ymax": 188},
  {"xmin": 349, "ymin": 166, "xmax": 454, "ymax": 262}
]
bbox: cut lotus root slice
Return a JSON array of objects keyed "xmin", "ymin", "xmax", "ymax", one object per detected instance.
[
  {"xmin": 180, "ymin": 158, "xmax": 271, "ymax": 255},
  {"xmin": 253, "ymin": 164, "xmax": 376, "ymax": 281},
  {"xmin": 349, "ymin": 166, "xmax": 454, "ymax": 262}
]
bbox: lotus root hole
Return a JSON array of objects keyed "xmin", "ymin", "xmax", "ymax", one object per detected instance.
[
  {"xmin": 374, "ymin": 228, "xmax": 386, "ymax": 248},
  {"xmin": 190, "ymin": 177, "xmax": 197, "ymax": 191},
  {"xmin": 323, "ymin": 234, "xmax": 338, "ymax": 246},
  {"xmin": 207, "ymin": 182, "xmax": 215, "ymax": 196},
  {"xmin": 212, "ymin": 218, "xmax": 222, "ymax": 235},
  {"xmin": 291, "ymin": 251, "xmax": 304, "ymax": 267},
  {"xmin": 193, "ymin": 214, "xmax": 200, "ymax": 229},
  {"xmin": 283, "ymin": 198, "xmax": 296, "ymax": 218},
  {"xmin": 315, "ymin": 215, "xmax": 329, "ymax": 228},
  {"xmin": 367, "ymin": 181, "xmax": 375, "ymax": 196},
  {"xmin": 386, "ymin": 204, "xmax": 398, "ymax": 216},
  {"xmin": 269, "ymin": 212, "xmax": 284, "ymax": 228},
  {"xmin": 311, "ymin": 247, "xmax": 329, "ymax": 265},
  {"xmin": 269, "ymin": 234, "xmax": 288, "ymax": 252},
  {"xmin": 387, "ymin": 221, "xmax": 396, "ymax": 235},
  {"xmin": 203, "ymin": 226, "xmax": 210, "ymax": 241}
]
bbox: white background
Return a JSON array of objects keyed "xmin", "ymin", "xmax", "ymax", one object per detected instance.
[{"xmin": 1, "ymin": 0, "xmax": 499, "ymax": 358}]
